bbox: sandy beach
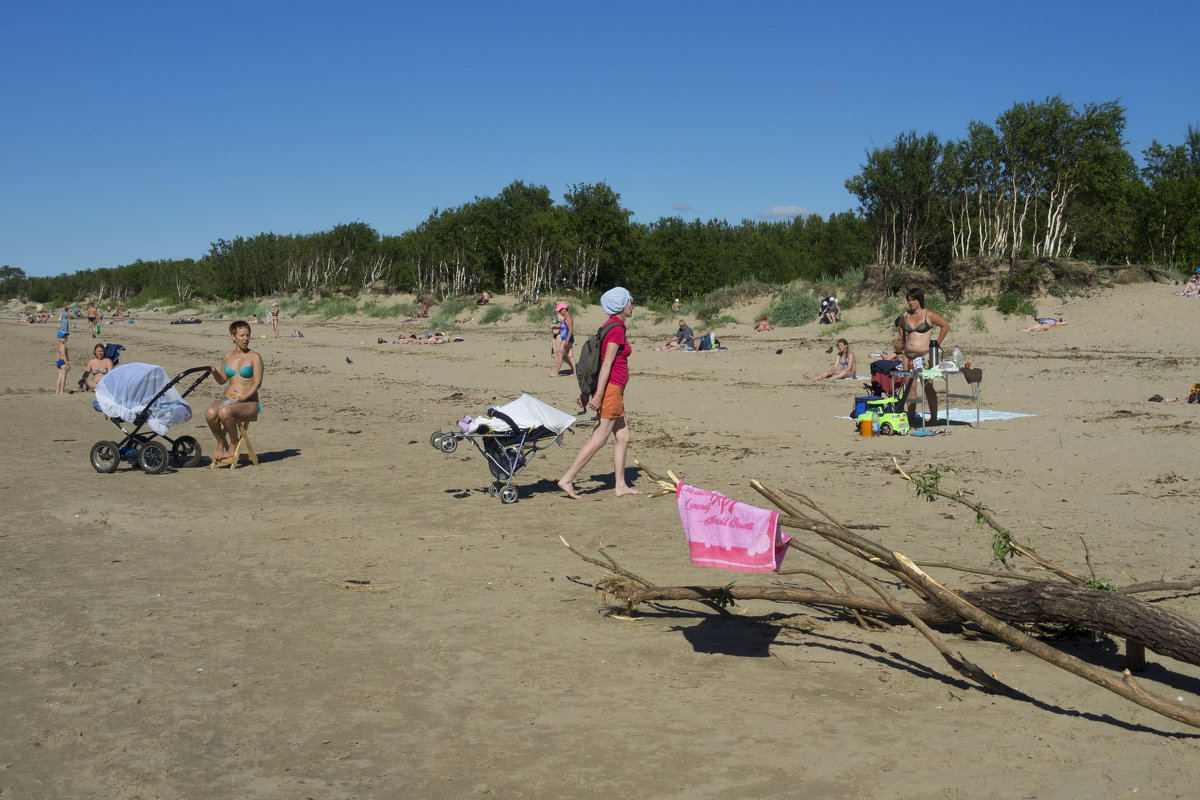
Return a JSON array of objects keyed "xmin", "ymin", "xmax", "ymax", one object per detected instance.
[{"xmin": 3, "ymin": 280, "xmax": 1200, "ymax": 799}]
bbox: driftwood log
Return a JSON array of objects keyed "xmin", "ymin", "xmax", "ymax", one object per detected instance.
[
  {"xmin": 568, "ymin": 462, "xmax": 1200, "ymax": 729},
  {"xmin": 614, "ymin": 582, "xmax": 1200, "ymax": 668}
]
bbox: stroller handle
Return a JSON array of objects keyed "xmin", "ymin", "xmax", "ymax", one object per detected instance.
[{"xmin": 485, "ymin": 407, "xmax": 520, "ymax": 432}]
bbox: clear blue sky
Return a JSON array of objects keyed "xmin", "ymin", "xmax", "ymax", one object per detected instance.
[{"xmin": 3, "ymin": 0, "xmax": 1196, "ymax": 278}]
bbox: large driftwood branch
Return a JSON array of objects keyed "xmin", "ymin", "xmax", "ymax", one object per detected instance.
[
  {"xmin": 754, "ymin": 480, "xmax": 1200, "ymax": 728},
  {"xmin": 615, "ymin": 580, "xmax": 1200, "ymax": 664},
  {"xmin": 584, "ymin": 463, "xmax": 1200, "ymax": 729}
]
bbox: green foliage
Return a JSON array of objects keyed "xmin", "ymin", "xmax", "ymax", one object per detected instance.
[
  {"xmin": 479, "ymin": 304, "xmax": 509, "ymax": 325},
  {"xmin": 709, "ymin": 582, "xmax": 738, "ymax": 609},
  {"xmin": 923, "ymin": 294, "xmax": 957, "ymax": 319},
  {"xmin": 706, "ymin": 315, "xmax": 738, "ymax": 328},
  {"xmin": 911, "ymin": 463, "xmax": 954, "ymax": 502},
  {"xmin": 283, "ymin": 297, "xmax": 312, "ymax": 317},
  {"xmin": 692, "ymin": 303, "xmax": 721, "ymax": 324},
  {"xmin": 704, "ymin": 280, "xmax": 777, "ymax": 308},
  {"xmin": 878, "ymin": 295, "xmax": 903, "ymax": 322},
  {"xmin": 364, "ymin": 302, "xmax": 406, "ymax": 319},
  {"xmin": 1047, "ymin": 282, "xmax": 1065, "ymax": 298},
  {"xmin": 1084, "ymin": 574, "xmax": 1119, "ymax": 591},
  {"xmin": 1006, "ymin": 261, "xmax": 1044, "ymax": 295},
  {"xmin": 525, "ymin": 301, "xmax": 556, "ymax": 324},
  {"xmin": 315, "ymin": 297, "xmax": 359, "ymax": 319},
  {"xmin": 766, "ymin": 290, "xmax": 822, "ymax": 327},
  {"xmin": 217, "ymin": 299, "xmax": 261, "ymax": 318},
  {"xmin": 996, "ymin": 291, "xmax": 1037, "ymax": 316},
  {"xmin": 969, "ymin": 312, "xmax": 987, "ymax": 332},
  {"xmin": 439, "ymin": 296, "xmax": 471, "ymax": 318}
]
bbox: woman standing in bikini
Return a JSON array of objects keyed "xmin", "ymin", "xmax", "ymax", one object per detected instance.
[
  {"xmin": 206, "ymin": 320, "xmax": 264, "ymax": 462},
  {"xmin": 897, "ymin": 288, "xmax": 949, "ymax": 426}
]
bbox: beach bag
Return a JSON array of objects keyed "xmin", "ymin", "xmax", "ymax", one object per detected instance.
[{"xmin": 576, "ymin": 320, "xmax": 623, "ymax": 399}]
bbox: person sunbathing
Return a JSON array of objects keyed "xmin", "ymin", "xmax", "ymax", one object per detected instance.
[
  {"xmin": 1023, "ymin": 317, "xmax": 1069, "ymax": 332},
  {"xmin": 754, "ymin": 317, "xmax": 774, "ymax": 332}
]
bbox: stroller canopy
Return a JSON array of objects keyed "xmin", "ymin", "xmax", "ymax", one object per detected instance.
[
  {"xmin": 490, "ymin": 394, "xmax": 576, "ymax": 434},
  {"xmin": 94, "ymin": 362, "xmax": 193, "ymax": 436}
]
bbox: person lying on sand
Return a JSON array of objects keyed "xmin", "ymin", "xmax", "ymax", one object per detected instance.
[
  {"xmin": 1023, "ymin": 317, "xmax": 1068, "ymax": 332},
  {"xmin": 754, "ymin": 317, "xmax": 774, "ymax": 332}
]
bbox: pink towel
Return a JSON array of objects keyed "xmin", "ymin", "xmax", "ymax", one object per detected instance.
[{"xmin": 676, "ymin": 483, "xmax": 789, "ymax": 572}]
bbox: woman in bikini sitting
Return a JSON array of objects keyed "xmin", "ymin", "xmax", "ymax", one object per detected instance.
[
  {"xmin": 81, "ymin": 343, "xmax": 114, "ymax": 391},
  {"xmin": 1023, "ymin": 317, "xmax": 1068, "ymax": 332},
  {"xmin": 813, "ymin": 338, "xmax": 855, "ymax": 380},
  {"xmin": 897, "ymin": 287, "xmax": 949, "ymax": 425},
  {"xmin": 205, "ymin": 320, "xmax": 264, "ymax": 462}
]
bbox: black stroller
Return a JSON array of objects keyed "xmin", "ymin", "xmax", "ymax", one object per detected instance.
[
  {"xmin": 430, "ymin": 393, "xmax": 577, "ymax": 504},
  {"xmin": 89, "ymin": 363, "xmax": 212, "ymax": 474}
]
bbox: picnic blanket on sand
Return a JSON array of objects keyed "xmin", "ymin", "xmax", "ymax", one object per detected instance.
[{"xmin": 837, "ymin": 408, "xmax": 1035, "ymax": 423}]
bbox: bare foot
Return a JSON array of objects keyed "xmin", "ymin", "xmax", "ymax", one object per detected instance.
[
  {"xmin": 614, "ymin": 486, "xmax": 644, "ymax": 497},
  {"xmin": 557, "ymin": 479, "xmax": 582, "ymax": 499}
]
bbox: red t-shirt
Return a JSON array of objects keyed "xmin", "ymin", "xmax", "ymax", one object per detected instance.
[{"xmin": 602, "ymin": 316, "xmax": 630, "ymax": 388}]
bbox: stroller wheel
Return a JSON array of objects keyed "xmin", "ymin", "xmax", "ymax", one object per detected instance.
[
  {"xmin": 172, "ymin": 435, "xmax": 202, "ymax": 468},
  {"xmin": 438, "ymin": 435, "xmax": 459, "ymax": 454},
  {"xmin": 90, "ymin": 441, "xmax": 120, "ymax": 473},
  {"xmin": 139, "ymin": 441, "xmax": 169, "ymax": 474},
  {"xmin": 430, "ymin": 431, "xmax": 444, "ymax": 448},
  {"xmin": 488, "ymin": 482, "xmax": 501, "ymax": 497},
  {"xmin": 499, "ymin": 485, "xmax": 519, "ymax": 504}
]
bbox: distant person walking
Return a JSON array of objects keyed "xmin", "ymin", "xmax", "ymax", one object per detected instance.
[
  {"xmin": 558, "ymin": 287, "xmax": 643, "ymax": 500},
  {"xmin": 271, "ymin": 303, "xmax": 281, "ymax": 337},
  {"xmin": 548, "ymin": 302, "xmax": 577, "ymax": 377},
  {"xmin": 59, "ymin": 306, "xmax": 70, "ymax": 335},
  {"xmin": 87, "ymin": 302, "xmax": 98, "ymax": 338}
]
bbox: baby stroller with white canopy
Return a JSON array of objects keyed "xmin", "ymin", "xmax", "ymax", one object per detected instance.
[
  {"xmin": 430, "ymin": 393, "xmax": 577, "ymax": 503},
  {"xmin": 90, "ymin": 363, "xmax": 211, "ymax": 474}
]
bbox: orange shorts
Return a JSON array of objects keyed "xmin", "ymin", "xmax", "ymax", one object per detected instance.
[{"xmin": 599, "ymin": 383, "xmax": 625, "ymax": 419}]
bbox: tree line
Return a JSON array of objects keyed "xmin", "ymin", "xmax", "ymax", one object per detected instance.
[
  {"xmin": 4, "ymin": 183, "xmax": 869, "ymax": 306},
  {"xmin": 846, "ymin": 95, "xmax": 1200, "ymax": 287},
  {"xmin": 5, "ymin": 95, "xmax": 1196, "ymax": 306}
]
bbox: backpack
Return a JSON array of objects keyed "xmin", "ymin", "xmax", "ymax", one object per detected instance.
[{"xmin": 576, "ymin": 320, "xmax": 624, "ymax": 399}]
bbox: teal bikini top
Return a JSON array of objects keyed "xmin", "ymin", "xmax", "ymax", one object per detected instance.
[{"xmin": 224, "ymin": 364, "xmax": 254, "ymax": 378}]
